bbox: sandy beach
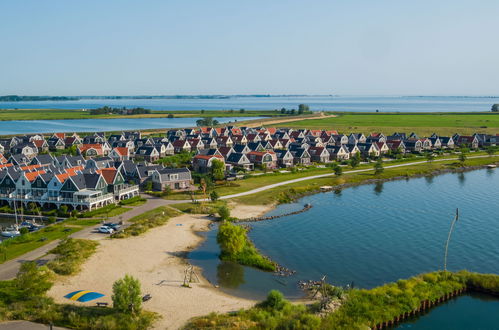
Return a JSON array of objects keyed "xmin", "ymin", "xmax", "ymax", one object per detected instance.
[{"xmin": 47, "ymin": 207, "xmax": 265, "ymax": 329}]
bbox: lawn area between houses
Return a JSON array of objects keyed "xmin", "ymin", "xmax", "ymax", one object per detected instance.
[
  {"xmin": 79, "ymin": 204, "xmax": 130, "ymax": 219},
  {"xmin": 185, "ymin": 270, "xmax": 499, "ymax": 329},
  {"xmin": 272, "ymin": 112, "xmax": 499, "ymax": 136},
  {"xmin": 118, "ymin": 196, "xmax": 147, "ymax": 206},
  {"xmin": 0, "ymin": 219, "xmax": 101, "ymax": 264}
]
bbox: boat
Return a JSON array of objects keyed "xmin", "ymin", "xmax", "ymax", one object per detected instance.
[
  {"xmin": 1, "ymin": 201, "xmax": 22, "ymax": 237},
  {"xmin": 487, "ymin": 164, "xmax": 497, "ymax": 168},
  {"xmin": 1, "ymin": 225, "xmax": 20, "ymax": 237}
]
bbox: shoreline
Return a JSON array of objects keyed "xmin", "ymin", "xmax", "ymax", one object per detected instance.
[{"xmin": 47, "ymin": 211, "xmax": 258, "ymax": 330}]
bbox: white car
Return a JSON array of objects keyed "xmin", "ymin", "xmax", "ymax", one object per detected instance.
[{"xmin": 98, "ymin": 226, "xmax": 114, "ymax": 234}]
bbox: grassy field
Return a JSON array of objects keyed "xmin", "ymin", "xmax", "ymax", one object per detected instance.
[
  {"xmin": 0, "ymin": 218, "xmax": 101, "ymax": 264},
  {"xmin": 272, "ymin": 112, "xmax": 499, "ymax": 135},
  {"xmin": 0, "ymin": 108, "xmax": 303, "ymax": 121}
]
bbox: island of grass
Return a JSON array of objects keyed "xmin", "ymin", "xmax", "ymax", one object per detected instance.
[
  {"xmin": 217, "ymin": 220, "xmax": 276, "ymax": 271},
  {"xmin": 0, "ymin": 108, "xmax": 312, "ymax": 121},
  {"xmin": 186, "ymin": 270, "xmax": 499, "ymax": 329}
]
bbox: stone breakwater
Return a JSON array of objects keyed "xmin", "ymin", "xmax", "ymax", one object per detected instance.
[{"xmin": 233, "ymin": 204, "xmax": 313, "ymax": 223}]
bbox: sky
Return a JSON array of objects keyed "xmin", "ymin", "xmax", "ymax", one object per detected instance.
[{"xmin": 1, "ymin": 0, "xmax": 498, "ymax": 96}]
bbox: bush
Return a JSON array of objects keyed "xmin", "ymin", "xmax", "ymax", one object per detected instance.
[
  {"xmin": 218, "ymin": 205, "xmax": 230, "ymax": 220},
  {"xmin": 258, "ymin": 290, "xmax": 287, "ymax": 310},
  {"xmin": 119, "ymin": 196, "xmax": 146, "ymax": 206},
  {"xmin": 112, "ymin": 275, "xmax": 142, "ymax": 315},
  {"xmin": 217, "ymin": 221, "xmax": 276, "ymax": 271},
  {"xmin": 47, "ymin": 238, "xmax": 98, "ymax": 275},
  {"xmin": 112, "ymin": 206, "xmax": 180, "ymax": 238},
  {"xmin": 210, "ymin": 190, "xmax": 219, "ymax": 202}
]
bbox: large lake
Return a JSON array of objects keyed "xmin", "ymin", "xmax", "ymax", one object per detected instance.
[
  {"xmin": 1, "ymin": 95, "xmax": 497, "ymax": 112},
  {"xmin": 189, "ymin": 168, "xmax": 499, "ymax": 300},
  {"xmin": 0, "ymin": 117, "xmax": 257, "ymax": 135}
]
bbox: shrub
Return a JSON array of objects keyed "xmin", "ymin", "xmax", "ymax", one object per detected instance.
[
  {"xmin": 47, "ymin": 238, "xmax": 98, "ymax": 275},
  {"xmin": 258, "ymin": 290, "xmax": 287, "ymax": 310},
  {"xmin": 112, "ymin": 275, "xmax": 142, "ymax": 315},
  {"xmin": 218, "ymin": 205, "xmax": 230, "ymax": 220}
]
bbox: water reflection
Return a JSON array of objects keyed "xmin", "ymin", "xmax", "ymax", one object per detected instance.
[
  {"xmin": 424, "ymin": 175, "xmax": 434, "ymax": 185},
  {"xmin": 333, "ymin": 189, "xmax": 342, "ymax": 197},
  {"xmin": 457, "ymin": 172, "xmax": 466, "ymax": 186},
  {"xmin": 374, "ymin": 182, "xmax": 384, "ymax": 195},
  {"xmin": 217, "ymin": 262, "xmax": 245, "ymax": 288}
]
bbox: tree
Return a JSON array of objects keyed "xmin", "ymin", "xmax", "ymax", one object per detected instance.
[
  {"xmin": 280, "ymin": 108, "xmax": 286, "ymax": 114},
  {"xmin": 298, "ymin": 104, "xmax": 310, "ymax": 114},
  {"xmin": 426, "ymin": 152, "xmax": 435, "ymax": 163},
  {"xmin": 16, "ymin": 262, "xmax": 54, "ymax": 299},
  {"xmin": 350, "ymin": 152, "xmax": 361, "ymax": 168},
  {"xmin": 374, "ymin": 159, "xmax": 384, "ymax": 175},
  {"xmin": 486, "ymin": 146, "xmax": 496, "ymax": 156},
  {"xmin": 218, "ymin": 205, "xmax": 230, "ymax": 220},
  {"xmin": 217, "ymin": 221, "xmax": 245, "ymax": 255},
  {"xmin": 210, "ymin": 190, "xmax": 219, "ymax": 202},
  {"xmin": 167, "ymin": 113, "xmax": 174, "ymax": 118},
  {"xmin": 19, "ymin": 227, "xmax": 29, "ymax": 235},
  {"xmin": 196, "ymin": 117, "xmax": 220, "ymax": 127},
  {"xmin": 143, "ymin": 180, "xmax": 153, "ymax": 192},
  {"xmin": 491, "ymin": 104, "xmax": 499, "ymax": 112},
  {"xmin": 58, "ymin": 205, "xmax": 68, "ymax": 217},
  {"xmin": 211, "ymin": 159, "xmax": 225, "ymax": 181},
  {"xmin": 239, "ymin": 108, "xmax": 245, "ymax": 113},
  {"xmin": 112, "ymin": 274, "xmax": 142, "ymax": 315},
  {"xmin": 333, "ymin": 164, "xmax": 343, "ymax": 176},
  {"xmin": 459, "ymin": 150, "xmax": 467, "ymax": 164}
]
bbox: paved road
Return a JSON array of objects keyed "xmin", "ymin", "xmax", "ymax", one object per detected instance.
[
  {"xmin": 0, "ymin": 195, "xmax": 178, "ymax": 280},
  {"xmin": 0, "ymin": 154, "xmax": 493, "ymax": 280}
]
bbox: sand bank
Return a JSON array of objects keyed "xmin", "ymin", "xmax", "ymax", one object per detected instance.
[{"xmin": 48, "ymin": 212, "xmax": 255, "ymax": 329}]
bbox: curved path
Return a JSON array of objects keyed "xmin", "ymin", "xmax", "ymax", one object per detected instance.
[
  {"xmin": 219, "ymin": 154, "xmax": 492, "ymax": 199},
  {"xmin": 0, "ymin": 154, "xmax": 494, "ymax": 280}
]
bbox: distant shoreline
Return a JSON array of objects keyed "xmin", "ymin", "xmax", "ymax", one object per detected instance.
[{"xmin": 2, "ymin": 94, "xmax": 499, "ymax": 102}]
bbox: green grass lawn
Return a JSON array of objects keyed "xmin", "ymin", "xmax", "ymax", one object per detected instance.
[
  {"xmin": 272, "ymin": 112, "xmax": 499, "ymax": 136},
  {"xmin": 0, "ymin": 218, "xmax": 101, "ymax": 264},
  {"xmin": 79, "ymin": 204, "xmax": 130, "ymax": 218}
]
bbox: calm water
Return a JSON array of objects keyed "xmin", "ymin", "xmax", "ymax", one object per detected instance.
[
  {"xmin": 189, "ymin": 168, "xmax": 499, "ymax": 300},
  {"xmin": 0, "ymin": 96, "xmax": 497, "ymax": 112},
  {"xmin": 397, "ymin": 293, "xmax": 499, "ymax": 330},
  {"xmin": 0, "ymin": 117, "xmax": 258, "ymax": 135}
]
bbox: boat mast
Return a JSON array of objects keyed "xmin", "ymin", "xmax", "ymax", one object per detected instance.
[{"xmin": 443, "ymin": 208, "xmax": 459, "ymax": 272}]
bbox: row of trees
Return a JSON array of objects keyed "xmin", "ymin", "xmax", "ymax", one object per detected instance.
[
  {"xmin": 279, "ymin": 104, "xmax": 310, "ymax": 115},
  {"xmin": 89, "ymin": 106, "xmax": 151, "ymax": 115},
  {"xmin": 196, "ymin": 117, "xmax": 220, "ymax": 126}
]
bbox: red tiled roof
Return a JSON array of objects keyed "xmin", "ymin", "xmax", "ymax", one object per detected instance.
[
  {"xmin": 113, "ymin": 147, "xmax": 129, "ymax": 156},
  {"xmin": 25, "ymin": 170, "xmax": 46, "ymax": 182}
]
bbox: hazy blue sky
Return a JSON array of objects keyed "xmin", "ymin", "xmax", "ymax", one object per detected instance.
[{"xmin": 1, "ymin": 0, "xmax": 498, "ymax": 95}]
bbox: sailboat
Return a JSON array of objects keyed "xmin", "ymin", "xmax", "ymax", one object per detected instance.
[{"xmin": 1, "ymin": 201, "xmax": 20, "ymax": 238}]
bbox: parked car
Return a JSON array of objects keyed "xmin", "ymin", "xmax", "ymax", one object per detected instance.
[
  {"xmin": 98, "ymin": 226, "xmax": 114, "ymax": 234},
  {"xmin": 103, "ymin": 222, "xmax": 121, "ymax": 231}
]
